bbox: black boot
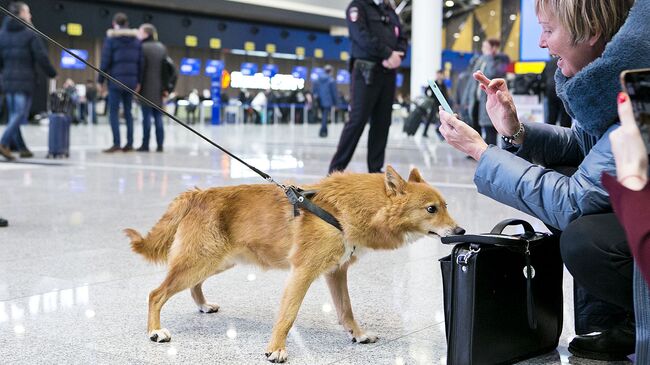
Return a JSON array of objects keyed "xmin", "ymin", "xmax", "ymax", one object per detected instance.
[
  {"xmin": 0, "ymin": 217, "xmax": 8, "ymax": 227},
  {"xmin": 568, "ymin": 316, "xmax": 635, "ymax": 361}
]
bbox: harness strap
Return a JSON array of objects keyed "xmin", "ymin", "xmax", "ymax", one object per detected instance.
[{"xmin": 285, "ymin": 186, "xmax": 343, "ymax": 232}]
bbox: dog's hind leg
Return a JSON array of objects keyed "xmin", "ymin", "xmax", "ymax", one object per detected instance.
[
  {"xmin": 147, "ymin": 250, "xmax": 223, "ymax": 343},
  {"xmin": 265, "ymin": 267, "xmax": 320, "ymax": 363},
  {"xmin": 191, "ymin": 264, "xmax": 234, "ymax": 313},
  {"xmin": 325, "ymin": 264, "xmax": 378, "ymax": 344}
]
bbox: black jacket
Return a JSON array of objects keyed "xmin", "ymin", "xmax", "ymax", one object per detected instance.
[
  {"xmin": 346, "ymin": 0, "xmax": 408, "ymax": 63},
  {"xmin": 0, "ymin": 17, "xmax": 56, "ymax": 94}
]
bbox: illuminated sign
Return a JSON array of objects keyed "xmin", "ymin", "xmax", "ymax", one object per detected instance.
[
  {"xmin": 295, "ymin": 47, "xmax": 305, "ymax": 57},
  {"xmin": 66, "ymin": 23, "xmax": 82, "ymax": 36},
  {"xmin": 311, "ymin": 67, "xmax": 324, "ymax": 81},
  {"xmin": 292, "ymin": 66, "xmax": 307, "ymax": 79},
  {"xmin": 244, "ymin": 42, "xmax": 256, "ymax": 51},
  {"xmin": 185, "ymin": 35, "xmax": 198, "ymax": 47},
  {"xmin": 60, "ymin": 49, "xmax": 88, "ymax": 70},
  {"xmin": 266, "ymin": 44, "xmax": 277, "ymax": 54},
  {"xmin": 340, "ymin": 51, "xmax": 350, "ymax": 61},
  {"xmin": 205, "ymin": 60, "xmax": 224, "ymax": 76},
  {"xmin": 229, "ymin": 72, "xmax": 305, "ymax": 91},
  {"xmin": 396, "ymin": 73, "xmax": 404, "ymax": 87},
  {"xmin": 262, "ymin": 64, "xmax": 279, "ymax": 78},
  {"xmin": 209, "ymin": 38, "xmax": 222, "ymax": 49},
  {"xmin": 179, "ymin": 58, "xmax": 201, "ymax": 76},
  {"xmin": 240, "ymin": 62, "xmax": 258, "ymax": 76},
  {"xmin": 336, "ymin": 70, "xmax": 350, "ymax": 84},
  {"xmin": 314, "ymin": 48, "xmax": 324, "ymax": 59}
]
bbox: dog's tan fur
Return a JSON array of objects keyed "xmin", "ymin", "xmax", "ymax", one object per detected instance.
[{"xmin": 126, "ymin": 166, "xmax": 461, "ymax": 363}]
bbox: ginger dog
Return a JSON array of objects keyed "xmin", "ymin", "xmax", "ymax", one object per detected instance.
[{"xmin": 126, "ymin": 166, "xmax": 463, "ymax": 363}]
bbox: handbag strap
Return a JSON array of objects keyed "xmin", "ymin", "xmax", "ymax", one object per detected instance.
[{"xmin": 524, "ymin": 246, "xmax": 538, "ymax": 330}]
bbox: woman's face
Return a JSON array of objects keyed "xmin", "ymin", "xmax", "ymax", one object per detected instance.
[{"xmin": 538, "ymin": 11, "xmax": 605, "ymax": 77}]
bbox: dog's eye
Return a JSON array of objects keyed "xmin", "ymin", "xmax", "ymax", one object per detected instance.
[{"xmin": 427, "ymin": 206, "xmax": 438, "ymax": 214}]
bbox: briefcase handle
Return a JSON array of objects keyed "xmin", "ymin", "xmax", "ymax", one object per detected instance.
[
  {"xmin": 440, "ymin": 219, "xmax": 536, "ymax": 246},
  {"xmin": 490, "ymin": 219, "xmax": 535, "ymax": 236}
]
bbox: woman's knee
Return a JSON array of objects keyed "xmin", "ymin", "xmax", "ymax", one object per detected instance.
[{"xmin": 559, "ymin": 216, "xmax": 594, "ymax": 273}]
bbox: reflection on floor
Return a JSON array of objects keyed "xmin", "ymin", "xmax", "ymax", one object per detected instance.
[{"xmin": 0, "ymin": 121, "xmax": 631, "ymax": 364}]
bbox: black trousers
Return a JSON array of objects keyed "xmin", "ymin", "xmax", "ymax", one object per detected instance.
[
  {"xmin": 559, "ymin": 213, "xmax": 634, "ymax": 332},
  {"xmin": 328, "ymin": 66, "xmax": 395, "ymax": 174}
]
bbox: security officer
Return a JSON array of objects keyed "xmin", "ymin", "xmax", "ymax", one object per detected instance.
[{"xmin": 328, "ymin": 0, "xmax": 407, "ymax": 174}]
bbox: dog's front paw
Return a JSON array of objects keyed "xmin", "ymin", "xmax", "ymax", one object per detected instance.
[
  {"xmin": 198, "ymin": 303, "xmax": 220, "ymax": 313},
  {"xmin": 149, "ymin": 328, "xmax": 171, "ymax": 343},
  {"xmin": 352, "ymin": 332, "xmax": 378, "ymax": 344},
  {"xmin": 265, "ymin": 349, "xmax": 288, "ymax": 363}
]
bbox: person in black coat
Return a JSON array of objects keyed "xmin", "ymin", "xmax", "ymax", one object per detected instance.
[
  {"xmin": 98, "ymin": 12, "xmax": 143, "ymax": 153},
  {"xmin": 0, "ymin": 1, "xmax": 57, "ymax": 160},
  {"xmin": 542, "ymin": 58, "xmax": 571, "ymax": 127},
  {"xmin": 328, "ymin": 0, "xmax": 407, "ymax": 173}
]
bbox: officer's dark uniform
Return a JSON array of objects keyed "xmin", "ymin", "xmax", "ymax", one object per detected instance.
[{"xmin": 328, "ymin": 0, "xmax": 407, "ymax": 174}]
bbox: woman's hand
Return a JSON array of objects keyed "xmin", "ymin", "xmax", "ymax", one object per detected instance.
[
  {"xmin": 473, "ymin": 71, "xmax": 524, "ymax": 143},
  {"xmin": 438, "ymin": 107, "xmax": 488, "ymax": 161},
  {"xmin": 610, "ymin": 92, "xmax": 648, "ymax": 190}
]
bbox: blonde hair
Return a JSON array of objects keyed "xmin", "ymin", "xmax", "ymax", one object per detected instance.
[{"xmin": 535, "ymin": 0, "xmax": 635, "ymax": 44}]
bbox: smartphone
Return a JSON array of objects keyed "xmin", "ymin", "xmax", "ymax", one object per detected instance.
[
  {"xmin": 620, "ymin": 68, "xmax": 650, "ymax": 151},
  {"xmin": 427, "ymin": 79, "xmax": 453, "ymax": 114}
]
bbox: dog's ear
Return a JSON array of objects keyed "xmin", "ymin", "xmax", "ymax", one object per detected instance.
[
  {"xmin": 385, "ymin": 165, "xmax": 406, "ymax": 196},
  {"xmin": 408, "ymin": 168, "xmax": 424, "ymax": 183}
]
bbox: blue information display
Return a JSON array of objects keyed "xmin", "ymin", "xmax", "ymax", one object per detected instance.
[
  {"xmin": 292, "ymin": 66, "xmax": 307, "ymax": 79},
  {"xmin": 310, "ymin": 67, "xmax": 324, "ymax": 81},
  {"xmin": 240, "ymin": 62, "xmax": 258, "ymax": 76},
  {"xmin": 520, "ymin": 0, "xmax": 550, "ymax": 61},
  {"xmin": 60, "ymin": 49, "xmax": 88, "ymax": 70},
  {"xmin": 180, "ymin": 58, "xmax": 201, "ymax": 76},
  {"xmin": 396, "ymin": 73, "xmax": 404, "ymax": 88},
  {"xmin": 205, "ymin": 60, "xmax": 224, "ymax": 77},
  {"xmin": 336, "ymin": 69, "xmax": 350, "ymax": 84},
  {"xmin": 262, "ymin": 64, "xmax": 279, "ymax": 78}
]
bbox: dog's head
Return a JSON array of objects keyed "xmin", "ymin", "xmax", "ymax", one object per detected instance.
[{"xmin": 383, "ymin": 165, "xmax": 465, "ymax": 238}]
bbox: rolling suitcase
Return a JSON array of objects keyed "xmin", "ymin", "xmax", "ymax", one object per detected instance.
[{"xmin": 47, "ymin": 113, "xmax": 70, "ymax": 158}]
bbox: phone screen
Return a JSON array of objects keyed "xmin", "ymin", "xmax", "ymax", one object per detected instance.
[
  {"xmin": 622, "ymin": 69, "xmax": 650, "ymax": 151},
  {"xmin": 427, "ymin": 79, "xmax": 453, "ymax": 114}
]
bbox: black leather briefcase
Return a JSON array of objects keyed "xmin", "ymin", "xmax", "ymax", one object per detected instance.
[{"xmin": 439, "ymin": 219, "xmax": 563, "ymax": 365}]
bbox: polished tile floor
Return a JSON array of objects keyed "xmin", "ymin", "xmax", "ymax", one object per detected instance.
[{"xmin": 0, "ymin": 119, "xmax": 631, "ymax": 364}]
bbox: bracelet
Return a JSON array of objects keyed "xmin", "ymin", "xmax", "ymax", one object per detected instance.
[
  {"xmin": 618, "ymin": 174, "xmax": 647, "ymax": 185},
  {"xmin": 501, "ymin": 123, "xmax": 525, "ymax": 145}
]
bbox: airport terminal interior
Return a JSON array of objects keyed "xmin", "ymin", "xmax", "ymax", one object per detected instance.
[{"xmin": 0, "ymin": 0, "xmax": 646, "ymax": 364}]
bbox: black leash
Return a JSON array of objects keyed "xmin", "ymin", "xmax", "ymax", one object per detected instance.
[{"xmin": 0, "ymin": 6, "xmax": 343, "ymax": 232}]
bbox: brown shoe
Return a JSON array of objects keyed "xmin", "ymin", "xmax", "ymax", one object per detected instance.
[
  {"xmin": 122, "ymin": 145, "xmax": 134, "ymax": 152},
  {"xmin": 19, "ymin": 149, "xmax": 33, "ymax": 158},
  {"xmin": 0, "ymin": 144, "xmax": 15, "ymax": 161},
  {"xmin": 102, "ymin": 146, "xmax": 121, "ymax": 153}
]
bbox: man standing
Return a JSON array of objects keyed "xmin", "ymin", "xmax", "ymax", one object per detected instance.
[
  {"xmin": 98, "ymin": 12, "xmax": 142, "ymax": 153},
  {"xmin": 313, "ymin": 65, "xmax": 338, "ymax": 137},
  {"xmin": 0, "ymin": 1, "xmax": 57, "ymax": 160},
  {"xmin": 136, "ymin": 23, "xmax": 167, "ymax": 152},
  {"xmin": 328, "ymin": 0, "xmax": 407, "ymax": 174}
]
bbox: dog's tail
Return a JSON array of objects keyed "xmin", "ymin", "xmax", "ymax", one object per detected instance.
[{"xmin": 125, "ymin": 189, "xmax": 200, "ymax": 264}]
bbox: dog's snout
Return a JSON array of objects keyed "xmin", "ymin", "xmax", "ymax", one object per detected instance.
[{"xmin": 453, "ymin": 227, "xmax": 466, "ymax": 235}]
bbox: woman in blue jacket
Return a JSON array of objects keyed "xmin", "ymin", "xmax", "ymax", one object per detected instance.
[{"xmin": 439, "ymin": 0, "xmax": 646, "ymax": 361}]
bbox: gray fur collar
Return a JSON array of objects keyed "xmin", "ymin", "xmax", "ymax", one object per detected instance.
[
  {"xmin": 556, "ymin": 0, "xmax": 650, "ymax": 137},
  {"xmin": 107, "ymin": 28, "xmax": 138, "ymax": 38}
]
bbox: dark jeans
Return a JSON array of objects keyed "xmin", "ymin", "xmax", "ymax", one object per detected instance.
[
  {"xmin": 141, "ymin": 105, "xmax": 164, "ymax": 149},
  {"xmin": 1, "ymin": 93, "xmax": 32, "ymax": 150},
  {"xmin": 559, "ymin": 213, "xmax": 634, "ymax": 333},
  {"xmin": 545, "ymin": 95, "xmax": 572, "ymax": 127},
  {"xmin": 320, "ymin": 106, "xmax": 331, "ymax": 132},
  {"xmin": 108, "ymin": 88, "xmax": 134, "ymax": 148},
  {"xmin": 482, "ymin": 126, "xmax": 498, "ymax": 145}
]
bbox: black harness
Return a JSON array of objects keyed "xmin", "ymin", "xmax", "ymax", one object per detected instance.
[{"xmin": 284, "ymin": 186, "xmax": 343, "ymax": 231}]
